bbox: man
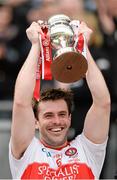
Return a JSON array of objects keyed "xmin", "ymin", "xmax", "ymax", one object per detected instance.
[{"xmin": 9, "ymin": 21, "xmax": 111, "ymax": 179}]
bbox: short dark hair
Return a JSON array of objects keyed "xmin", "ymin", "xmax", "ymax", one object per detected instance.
[{"xmin": 32, "ymin": 88, "xmax": 73, "ymax": 120}]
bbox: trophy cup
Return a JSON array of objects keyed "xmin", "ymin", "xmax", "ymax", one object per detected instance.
[
  {"xmin": 40, "ymin": 14, "xmax": 88, "ymax": 83},
  {"xmin": 47, "ymin": 14, "xmax": 88, "ymax": 83}
]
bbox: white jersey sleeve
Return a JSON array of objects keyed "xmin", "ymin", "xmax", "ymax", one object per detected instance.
[
  {"xmin": 9, "ymin": 137, "xmax": 38, "ymax": 178},
  {"xmin": 76, "ymin": 133, "xmax": 108, "ymax": 178}
]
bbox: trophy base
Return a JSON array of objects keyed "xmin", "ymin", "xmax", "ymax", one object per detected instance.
[{"xmin": 51, "ymin": 51, "xmax": 88, "ymax": 83}]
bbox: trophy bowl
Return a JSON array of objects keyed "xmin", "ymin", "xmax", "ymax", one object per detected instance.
[{"xmin": 48, "ymin": 14, "xmax": 88, "ymax": 83}]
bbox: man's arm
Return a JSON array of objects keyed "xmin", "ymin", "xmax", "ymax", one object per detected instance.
[
  {"xmin": 83, "ymin": 47, "xmax": 111, "ymax": 144},
  {"xmin": 11, "ymin": 22, "xmax": 42, "ymax": 159},
  {"xmin": 79, "ymin": 22, "xmax": 111, "ymax": 144}
]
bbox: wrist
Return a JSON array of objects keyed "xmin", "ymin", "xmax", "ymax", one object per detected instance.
[{"xmin": 31, "ymin": 43, "xmax": 40, "ymax": 52}]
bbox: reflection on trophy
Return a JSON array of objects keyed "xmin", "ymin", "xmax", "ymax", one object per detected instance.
[{"xmin": 40, "ymin": 14, "xmax": 88, "ymax": 83}]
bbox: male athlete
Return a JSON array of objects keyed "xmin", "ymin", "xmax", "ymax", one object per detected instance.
[{"xmin": 9, "ymin": 21, "xmax": 111, "ymax": 179}]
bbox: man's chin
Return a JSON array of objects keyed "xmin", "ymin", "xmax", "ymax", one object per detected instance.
[
  {"xmin": 41, "ymin": 132, "xmax": 68, "ymax": 147},
  {"xmin": 46, "ymin": 138, "xmax": 67, "ymax": 148}
]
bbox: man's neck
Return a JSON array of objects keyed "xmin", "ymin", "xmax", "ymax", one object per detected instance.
[{"xmin": 40, "ymin": 139, "xmax": 68, "ymax": 150}]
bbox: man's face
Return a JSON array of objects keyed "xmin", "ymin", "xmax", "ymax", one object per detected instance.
[{"xmin": 37, "ymin": 99, "xmax": 71, "ymax": 147}]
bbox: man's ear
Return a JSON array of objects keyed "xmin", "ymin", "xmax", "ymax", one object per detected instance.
[
  {"xmin": 35, "ymin": 119, "xmax": 39, "ymax": 129},
  {"xmin": 68, "ymin": 114, "xmax": 72, "ymax": 126},
  {"xmin": 69, "ymin": 114, "xmax": 71, "ymax": 121}
]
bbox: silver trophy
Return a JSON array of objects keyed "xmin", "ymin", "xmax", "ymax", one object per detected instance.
[{"xmin": 43, "ymin": 14, "xmax": 88, "ymax": 83}]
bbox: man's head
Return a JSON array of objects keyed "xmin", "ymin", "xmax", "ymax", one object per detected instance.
[{"xmin": 33, "ymin": 88, "xmax": 73, "ymax": 148}]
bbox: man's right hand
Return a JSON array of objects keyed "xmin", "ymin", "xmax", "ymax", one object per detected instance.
[{"xmin": 26, "ymin": 22, "xmax": 44, "ymax": 45}]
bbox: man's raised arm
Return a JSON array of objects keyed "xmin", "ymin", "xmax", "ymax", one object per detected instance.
[
  {"xmin": 79, "ymin": 22, "xmax": 111, "ymax": 144},
  {"xmin": 11, "ymin": 22, "xmax": 42, "ymax": 159}
]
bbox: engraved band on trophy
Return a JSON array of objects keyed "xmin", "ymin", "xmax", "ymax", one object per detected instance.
[{"xmin": 39, "ymin": 14, "xmax": 88, "ymax": 83}]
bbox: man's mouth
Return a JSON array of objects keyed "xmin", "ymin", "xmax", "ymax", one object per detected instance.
[{"xmin": 48, "ymin": 127, "xmax": 64, "ymax": 133}]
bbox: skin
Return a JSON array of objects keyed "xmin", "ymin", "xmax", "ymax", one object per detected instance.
[{"xmin": 36, "ymin": 99, "xmax": 71, "ymax": 148}]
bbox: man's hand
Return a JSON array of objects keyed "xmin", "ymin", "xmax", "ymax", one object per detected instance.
[
  {"xmin": 78, "ymin": 22, "xmax": 93, "ymax": 43},
  {"xmin": 70, "ymin": 20, "xmax": 93, "ymax": 43},
  {"xmin": 26, "ymin": 22, "xmax": 44, "ymax": 44}
]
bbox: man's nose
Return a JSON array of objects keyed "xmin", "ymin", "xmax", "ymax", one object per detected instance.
[{"xmin": 54, "ymin": 115, "xmax": 60, "ymax": 124}]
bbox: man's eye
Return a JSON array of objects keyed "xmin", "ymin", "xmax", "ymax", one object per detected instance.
[
  {"xmin": 45, "ymin": 114, "xmax": 53, "ymax": 118},
  {"xmin": 60, "ymin": 113, "xmax": 66, "ymax": 117}
]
